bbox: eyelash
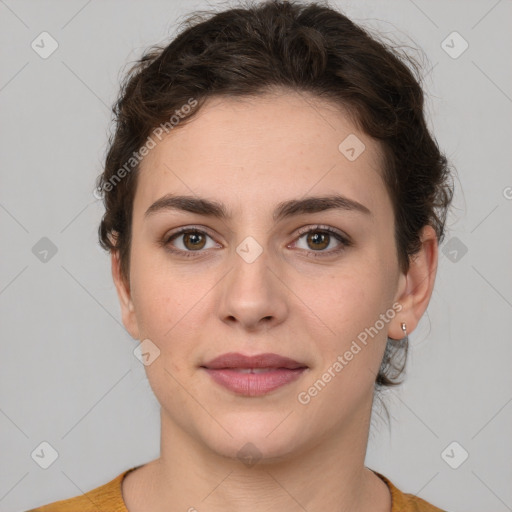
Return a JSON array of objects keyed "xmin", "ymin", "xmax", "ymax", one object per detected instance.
[{"xmin": 161, "ymin": 224, "xmax": 352, "ymax": 259}]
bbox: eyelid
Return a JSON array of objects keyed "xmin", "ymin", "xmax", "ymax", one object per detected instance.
[
  {"xmin": 290, "ymin": 224, "xmax": 352, "ymax": 255},
  {"xmin": 162, "ymin": 224, "xmax": 221, "ymax": 250},
  {"xmin": 294, "ymin": 224, "xmax": 350, "ymax": 242}
]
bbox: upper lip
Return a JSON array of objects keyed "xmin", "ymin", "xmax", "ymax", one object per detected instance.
[{"xmin": 201, "ymin": 352, "xmax": 307, "ymax": 369}]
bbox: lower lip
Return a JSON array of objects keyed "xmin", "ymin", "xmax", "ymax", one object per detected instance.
[{"xmin": 203, "ymin": 368, "xmax": 307, "ymax": 396}]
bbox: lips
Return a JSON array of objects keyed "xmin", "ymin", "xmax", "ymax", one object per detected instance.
[
  {"xmin": 201, "ymin": 352, "xmax": 308, "ymax": 396},
  {"xmin": 202, "ymin": 352, "xmax": 307, "ymax": 370}
]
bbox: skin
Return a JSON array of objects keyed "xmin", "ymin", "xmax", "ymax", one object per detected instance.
[{"xmin": 111, "ymin": 89, "xmax": 438, "ymax": 512}]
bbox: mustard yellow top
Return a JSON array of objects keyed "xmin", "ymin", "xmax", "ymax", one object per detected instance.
[{"xmin": 25, "ymin": 466, "xmax": 447, "ymax": 511}]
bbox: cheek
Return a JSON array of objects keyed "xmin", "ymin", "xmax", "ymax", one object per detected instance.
[
  {"xmin": 129, "ymin": 255, "xmax": 215, "ymax": 357},
  {"xmin": 318, "ymin": 263, "xmax": 387, "ymax": 331},
  {"xmin": 128, "ymin": 248, "xmax": 180, "ymax": 341},
  {"xmin": 304, "ymin": 257, "xmax": 393, "ymax": 379},
  {"xmin": 297, "ymin": 275, "xmax": 389, "ymax": 411},
  {"xmin": 132, "ymin": 284, "xmax": 187, "ymax": 346}
]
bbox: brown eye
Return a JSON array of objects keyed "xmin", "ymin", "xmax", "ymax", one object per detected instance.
[
  {"xmin": 292, "ymin": 225, "xmax": 351, "ymax": 258},
  {"xmin": 305, "ymin": 231, "xmax": 330, "ymax": 251},
  {"xmin": 182, "ymin": 231, "xmax": 207, "ymax": 250},
  {"xmin": 164, "ymin": 228, "xmax": 218, "ymax": 255}
]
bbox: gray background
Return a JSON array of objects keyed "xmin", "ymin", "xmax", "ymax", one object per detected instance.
[{"xmin": 1, "ymin": 0, "xmax": 511, "ymax": 511}]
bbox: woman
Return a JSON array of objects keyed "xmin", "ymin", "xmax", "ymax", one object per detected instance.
[{"xmin": 27, "ymin": 0, "xmax": 453, "ymax": 510}]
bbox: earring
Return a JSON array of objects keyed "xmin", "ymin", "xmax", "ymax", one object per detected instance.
[{"xmin": 401, "ymin": 322, "xmax": 407, "ymax": 339}]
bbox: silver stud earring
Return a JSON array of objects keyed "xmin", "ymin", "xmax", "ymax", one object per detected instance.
[{"xmin": 401, "ymin": 322, "xmax": 407, "ymax": 339}]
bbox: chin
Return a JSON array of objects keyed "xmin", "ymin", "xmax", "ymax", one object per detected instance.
[{"xmin": 198, "ymin": 413, "xmax": 307, "ymax": 465}]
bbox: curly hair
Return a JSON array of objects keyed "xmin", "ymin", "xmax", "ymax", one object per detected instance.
[{"xmin": 95, "ymin": 0, "xmax": 455, "ymax": 403}]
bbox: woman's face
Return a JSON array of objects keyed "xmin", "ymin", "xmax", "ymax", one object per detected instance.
[{"xmin": 114, "ymin": 91, "xmax": 409, "ymax": 460}]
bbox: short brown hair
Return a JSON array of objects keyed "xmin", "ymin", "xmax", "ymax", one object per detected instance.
[{"xmin": 96, "ymin": 0, "xmax": 454, "ymax": 399}]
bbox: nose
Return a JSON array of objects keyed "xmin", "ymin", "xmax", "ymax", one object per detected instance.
[{"xmin": 217, "ymin": 244, "xmax": 289, "ymax": 333}]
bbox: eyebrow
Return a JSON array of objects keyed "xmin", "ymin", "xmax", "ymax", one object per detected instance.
[{"xmin": 144, "ymin": 193, "xmax": 373, "ymax": 222}]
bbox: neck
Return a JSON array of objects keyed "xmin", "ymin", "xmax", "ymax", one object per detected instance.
[{"xmin": 125, "ymin": 395, "xmax": 391, "ymax": 512}]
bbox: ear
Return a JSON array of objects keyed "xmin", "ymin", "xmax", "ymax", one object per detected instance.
[
  {"xmin": 389, "ymin": 224, "xmax": 438, "ymax": 340},
  {"xmin": 111, "ymin": 249, "xmax": 140, "ymax": 340}
]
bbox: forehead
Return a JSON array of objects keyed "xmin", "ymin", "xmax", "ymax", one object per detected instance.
[{"xmin": 134, "ymin": 91, "xmax": 392, "ymax": 224}]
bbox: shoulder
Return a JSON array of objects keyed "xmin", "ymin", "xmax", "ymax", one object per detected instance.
[
  {"xmin": 373, "ymin": 470, "xmax": 449, "ymax": 512},
  {"xmin": 24, "ymin": 467, "xmax": 137, "ymax": 512}
]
